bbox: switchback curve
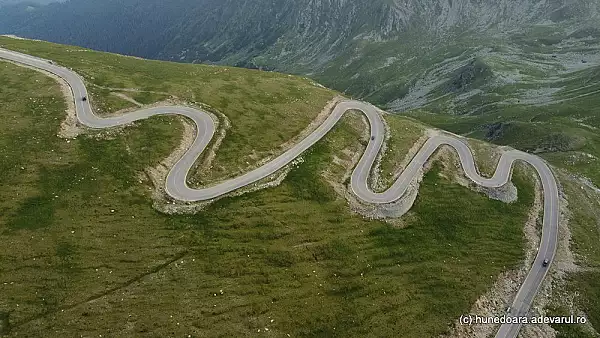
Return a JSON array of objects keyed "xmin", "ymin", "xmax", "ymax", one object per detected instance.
[{"xmin": 0, "ymin": 47, "xmax": 559, "ymax": 338}]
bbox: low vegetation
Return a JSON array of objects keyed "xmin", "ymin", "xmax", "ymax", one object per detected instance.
[
  {"xmin": 547, "ymin": 174, "xmax": 600, "ymax": 337},
  {"xmin": 376, "ymin": 115, "xmax": 426, "ymax": 189},
  {"xmin": 0, "ymin": 36, "xmax": 338, "ymax": 185},
  {"xmin": 408, "ymin": 64, "xmax": 600, "ymax": 187},
  {"xmin": 407, "ymin": 65, "xmax": 600, "ymax": 335},
  {"xmin": 0, "ymin": 59, "xmax": 538, "ymax": 337}
]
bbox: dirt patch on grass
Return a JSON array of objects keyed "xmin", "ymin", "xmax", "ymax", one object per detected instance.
[{"xmin": 111, "ymin": 92, "xmax": 142, "ymax": 107}]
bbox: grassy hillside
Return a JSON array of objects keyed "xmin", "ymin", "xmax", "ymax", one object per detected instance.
[
  {"xmin": 406, "ymin": 61, "xmax": 600, "ymax": 336},
  {"xmin": 0, "ymin": 36, "xmax": 337, "ymax": 185},
  {"xmin": 408, "ymin": 61, "xmax": 600, "ymax": 185},
  {"xmin": 1, "ymin": 0, "xmax": 598, "ymax": 107},
  {"xmin": 409, "ymin": 89, "xmax": 600, "ymax": 337},
  {"xmin": 0, "ymin": 49, "xmax": 537, "ymax": 336},
  {"xmin": 542, "ymin": 172, "xmax": 600, "ymax": 338},
  {"xmin": 392, "ymin": 26, "xmax": 600, "ymax": 189}
]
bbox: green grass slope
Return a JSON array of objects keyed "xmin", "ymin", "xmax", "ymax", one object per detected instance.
[
  {"xmin": 396, "ymin": 28, "xmax": 600, "ymax": 187},
  {"xmin": 0, "ymin": 36, "xmax": 338, "ymax": 184},
  {"xmin": 0, "ymin": 52, "xmax": 537, "ymax": 336},
  {"xmin": 398, "ymin": 38, "xmax": 600, "ymax": 336}
]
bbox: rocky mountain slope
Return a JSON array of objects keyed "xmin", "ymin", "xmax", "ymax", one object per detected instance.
[
  {"xmin": 1, "ymin": 3, "xmax": 600, "ymax": 336},
  {"xmin": 1, "ymin": 1, "xmax": 598, "ymax": 101},
  {"xmin": 1, "ymin": 1, "xmax": 599, "ymax": 181},
  {"xmin": 0, "ymin": 36, "xmax": 547, "ymax": 338}
]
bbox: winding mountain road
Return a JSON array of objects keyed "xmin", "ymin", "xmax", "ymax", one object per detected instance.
[{"xmin": 0, "ymin": 47, "xmax": 559, "ymax": 338}]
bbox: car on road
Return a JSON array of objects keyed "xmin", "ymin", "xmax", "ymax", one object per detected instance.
[
  {"xmin": 82, "ymin": 96, "xmax": 87, "ymax": 101},
  {"xmin": 542, "ymin": 258, "xmax": 549, "ymax": 267},
  {"xmin": 371, "ymin": 136, "xmax": 375, "ymax": 141}
]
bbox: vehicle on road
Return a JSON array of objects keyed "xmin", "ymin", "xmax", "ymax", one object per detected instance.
[{"xmin": 0, "ymin": 48, "xmax": 561, "ymax": 338}]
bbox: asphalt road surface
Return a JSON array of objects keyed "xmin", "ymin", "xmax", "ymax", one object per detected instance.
[{"xmin": 0, "ymin": 47, "xmax": 560, "ymax": 338}]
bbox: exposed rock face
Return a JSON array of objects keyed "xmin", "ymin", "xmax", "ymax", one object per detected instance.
[
  {"xmin": 159, "ymin": 0, "xmax": 599, "ymax": 68},
  {"xmin": 0, "ymin": 0, "xmax": 598, "ymax": 107},
  {"xmin": 444, "ymin": 59, "xmax": 493, "ymax": 93},
  {"xmin": 484, "ymin": 122, "xmax": 511, "ymax": 141}
]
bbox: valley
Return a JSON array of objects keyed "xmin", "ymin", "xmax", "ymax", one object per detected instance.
[
  {"xmin": 1, "ymin": 1, "xmax": 599, "ymax": 189},
  {"xmin": 0, "ymin": 37, "xmax": 550, "ymax": 337},
  {"xmin": 1, "ymin": 1, "xmax": 600, "ymax": 334}
]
